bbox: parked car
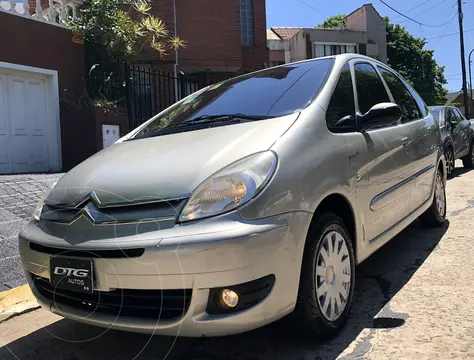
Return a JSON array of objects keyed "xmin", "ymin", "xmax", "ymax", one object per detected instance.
[
  {"xmin": 20, "ymin": 54, "xmax": 446, "ymax": 339},
  {"xmin": 429, "ymin": 105, "xmax": 474, "ymax": 177}
]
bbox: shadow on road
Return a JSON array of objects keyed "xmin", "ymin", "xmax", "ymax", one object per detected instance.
[
  {"xmin": 450, "ymin": 166, "xmax": 472, "ymax": 179},
  {"xmin": 0, "ymin": 221, "xmax": 449, "ymax": 360}
]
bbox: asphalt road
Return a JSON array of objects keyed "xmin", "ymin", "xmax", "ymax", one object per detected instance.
[
  {"xmin": 0, "ymin": 174, "xmax": 63, "ymax": 291},
  {"xmin": 1, "ymin": 162, "xmax": 474, "ymax": 359}
]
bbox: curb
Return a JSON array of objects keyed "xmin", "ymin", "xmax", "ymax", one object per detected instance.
[{"xmin": 0, "ymin": 284, "xmax": 40, "ymax": 324}]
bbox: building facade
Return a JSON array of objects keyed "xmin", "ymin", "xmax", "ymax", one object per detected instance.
[
  {"xmin": 133, "ymin": 0, "xmax": 269, "ymax": 77},
  {"xmin": 446, "ymin": 91, "xmax": 474, "ymax": 117},
  {"xmin": 267, "ymin": 4, "xmax": 387, "ymax": 67}
]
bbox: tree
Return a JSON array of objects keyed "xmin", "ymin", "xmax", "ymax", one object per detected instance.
[
  {"xmin": 315, "ymin": 15, "xmax": 448, "ymax": 104},
  {"xmin": 66, "ymin": 0, "xmax": 185, "ymax": 108},
  {"xmin": 69, "ymin": 0, "xmax": 185, "ymax": 67},
  {"xmin": 315, "ymin": 14, "xmax": 346, "ymax": 29},
  {"xmin": 385, "ymin": 18, "xmax": 447, "ymax": 105}
]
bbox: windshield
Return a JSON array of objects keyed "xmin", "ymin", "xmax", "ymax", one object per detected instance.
[{"xmin": 131, "ymin": 58, "xmax": 334, "ymax": 139}]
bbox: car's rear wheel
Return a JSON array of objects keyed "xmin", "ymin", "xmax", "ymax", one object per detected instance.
[
  {"xmin": 291, "ymin": 213, "xmax": 355, "ymax": 339},
  {"xmin": 419, "ymin": 169, "xmax": 446, "ymax": 227},
  {"xmin": 461, "ymin": 141, "xmax": 474, "ymax": 169},
  {"xmin": 445, "ymin": 146, "xmax": 455, "ymax": 178}
]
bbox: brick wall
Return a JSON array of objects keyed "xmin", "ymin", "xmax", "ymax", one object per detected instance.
[
  {"xmin": 145, "ymin": 0, "xmax": 268, "ymax": 73},
  {"xmin": 177, "ymin": 0, "xmax": 242, "ymax": 66},
  {"xmin": 241, "ymin": 0, "xmax": 269, "ymax": 73}
]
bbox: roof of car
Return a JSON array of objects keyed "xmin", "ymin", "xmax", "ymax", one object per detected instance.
[
  {"xmin": 429, "ymin": 106, "xmax": 451, "ymax": 110},
  {"xmin": 287, "ymin": 53, "xmax": 388, "ymax": 67}
]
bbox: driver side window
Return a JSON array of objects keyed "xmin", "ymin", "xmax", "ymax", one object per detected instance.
[
  {"xmin": 453, "ymin": 108, "xmax": 465, "ymax": 121},
  {"xmin": 326, "ymin": 63, "xmax": 356, "ymax": 133},
  {"xmin": 354, "ymin": 62, "xmax": 390, "ymax": 115},
  {"xmin": 449, "ymin": 109, "xmax": 461, "ymax": 125}
]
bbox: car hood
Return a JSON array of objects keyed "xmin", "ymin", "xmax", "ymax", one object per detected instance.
[{"xmin": 47, "ymin": 114, "xmax": 297, "ymax": 207}]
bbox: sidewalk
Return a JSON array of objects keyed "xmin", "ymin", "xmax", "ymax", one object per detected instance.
[{"xmin": 0, "ymin": 173, "xmax": 63, "ymax": 291}]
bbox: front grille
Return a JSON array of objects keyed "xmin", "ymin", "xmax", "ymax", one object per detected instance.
[
  {"xmin": 29, "ymin": 242, "xmax": 145, "ymax": 259},
  {"xmin": 41, "ymin": 198, "xmax": 187, "ymax": 225},
  {"xmin": 33, "ymin": 275, "xmax": 192, "ymax": 320}
]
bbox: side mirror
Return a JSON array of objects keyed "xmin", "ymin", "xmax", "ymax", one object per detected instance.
[
  {"xmin": 358, "ymin": 102, "xmax": 402, "ymax": 132},
  {"xmin": 460, "ymin": 119, "xmax": 470, "ymax": 130}
]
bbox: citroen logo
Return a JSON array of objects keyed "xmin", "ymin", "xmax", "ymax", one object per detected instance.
[
  {"xmin": 69, "ymin": 191, "xmax": 104, "ymax": 224},
  {"xmin": 74, "ymin": 191, "xmax": 102, "ymax": 209},
  {"xmin": 75, "ymin": 200, "xmax": 101, "ymax": 224}
]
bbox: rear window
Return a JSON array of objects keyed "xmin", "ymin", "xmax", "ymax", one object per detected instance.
[{"xmin": 131, "ymin": 59, "xmax": 334, "ymax": 138}]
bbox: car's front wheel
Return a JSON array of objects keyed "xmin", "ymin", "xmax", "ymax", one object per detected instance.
[
  {"xmin": 419, "ymin": 169, "xmax": 446, "ymax": 227},
  {"xmin": 461, "ymin": 141, "xmax": 474, "ymax": 169},
  {"xmin": 292, "ymin": 213, "xmax": 355, "ymax": 339}
]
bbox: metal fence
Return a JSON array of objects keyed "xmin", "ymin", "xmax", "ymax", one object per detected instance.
[{"xmin": 87, "ymin": 62, "xmax": 231, "ymax": 129}]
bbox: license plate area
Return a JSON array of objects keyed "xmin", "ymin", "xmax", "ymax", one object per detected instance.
[{"xmin": 50, "ymin": 257, "xmax": 94, "ymax": 294}]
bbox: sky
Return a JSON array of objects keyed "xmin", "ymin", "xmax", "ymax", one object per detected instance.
[{"xmin": 266, "ymin": 0, "xmax": 474, "ymax": 93}]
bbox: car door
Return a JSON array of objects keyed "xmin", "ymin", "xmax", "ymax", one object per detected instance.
[
  {"xmin": 376, "ymin": 65, "xmax": 437, "ymax": 212},
  {"xmin": 451, "ymin": 108, "xmax": 469, "ymax": 157},
  {"xmin": 350, "ymin": 61, "xmax": 414, "ymax": 243}
]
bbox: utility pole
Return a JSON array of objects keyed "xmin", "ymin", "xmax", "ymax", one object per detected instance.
[
  {"xmin": 457, "ymin": 0, "xmax": 469, "ymax": 117},
  {"xmin": 469, "ymin": 48, "xmax": 473, "ymax": 116}
]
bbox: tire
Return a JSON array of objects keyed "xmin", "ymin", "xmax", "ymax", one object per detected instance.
[
  {"xmin": 419, "ymin": 169, "xmax": 446, "ymax": 228},
  {"xmin": 461, "ymin": 141, "xmax": 474, "ymax": 169},
  {"xmin": 445, "ymin": 146, "xmax": 455, "ymax": 178},
  {"xmin": 290, "ymin": 212, "xmax": 356, "ymax": 339}
]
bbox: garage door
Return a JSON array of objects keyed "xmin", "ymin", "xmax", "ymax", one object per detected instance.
[{"xmin": 0, "ymin": 70, "xmax": 55, "ymax": 174}]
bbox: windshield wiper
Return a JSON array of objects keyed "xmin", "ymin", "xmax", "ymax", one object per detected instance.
[
  {"xmin": 129, "ymin": 114, "xmax": 273, "ymax": 140},
  {"xmin": 182, "ymin": 113, "xmax": 273, "ymax": 126}
]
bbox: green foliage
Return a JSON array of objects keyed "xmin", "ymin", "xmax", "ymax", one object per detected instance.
[
  {"xmin": 67, "ymin": 0, "xmax": 185, "ymax": 109},
  {"xmin": 315, "ymin": 15, "xmax": 448, "ymax": 104},
  {"xmin": 315, "ymin": 14, "xmax": 345, "ymax": 29},
  {"xmin": 385, "ymin": 17, "xmax": 447, "ymax": 105},
  {"xmin": 61, "ymin": 88, "xmax": 119, "ymax": 112},
  {"xmin": 69, "ymin": 0, "xmax": 185, "ymax": 66}
]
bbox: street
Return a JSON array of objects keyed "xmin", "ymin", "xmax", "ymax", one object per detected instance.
[{"xmin": 0, "ymin": 162, "xmax": 473, "ymax": 359}]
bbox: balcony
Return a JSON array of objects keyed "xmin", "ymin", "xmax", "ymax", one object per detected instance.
[{"xmin": 0, "ymin": 0, "xmax": 84, "ymax": 27}]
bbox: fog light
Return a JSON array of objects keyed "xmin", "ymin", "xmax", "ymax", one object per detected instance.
[{"xmin": 221, "ymin": 289, "xmax": 239, "ymax": 308}]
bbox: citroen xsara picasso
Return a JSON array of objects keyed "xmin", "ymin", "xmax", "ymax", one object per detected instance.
[{"xmin": 20, "ymin": 54, "xmax": 446, "ymax": 338}]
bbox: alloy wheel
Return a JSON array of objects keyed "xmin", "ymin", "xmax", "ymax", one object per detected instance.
[
  {"xmin": 446, "ymin": 149, "xmax": 454, "ymax": 176},
  {"xmin": 315, "ymin": 231, "xmax": 351, "ymax": 322},
  {"xmin": 435, "ymin": 172, "xmax": 446, "ymax": 218}
]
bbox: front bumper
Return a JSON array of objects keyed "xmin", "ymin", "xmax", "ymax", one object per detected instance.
[{"xmin": 19, "ymin": 211, "xmax": 311, "ymax": 336}]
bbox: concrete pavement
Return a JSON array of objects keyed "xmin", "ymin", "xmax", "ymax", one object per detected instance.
[{"xmin": 0, "ymin": 164, "xmax": 473, "ymax": 359}]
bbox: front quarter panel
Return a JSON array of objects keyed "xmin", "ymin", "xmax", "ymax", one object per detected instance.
[{"xmin": 238, "ymin": 106, "xmax": 365, "ymax": 262}]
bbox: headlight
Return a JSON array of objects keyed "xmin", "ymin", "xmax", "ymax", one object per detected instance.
[
  {"xmin": 33, "ymin": 181, "xmax": 57, "ymax": 221},
  {"xmin": 179, "ymin": 151, "xmax": 277, "ymax": 222}
]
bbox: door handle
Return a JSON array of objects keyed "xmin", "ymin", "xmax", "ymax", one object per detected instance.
[{"xmin": 398, "ymin": 136, "xmax": 409, "ymax": 145}]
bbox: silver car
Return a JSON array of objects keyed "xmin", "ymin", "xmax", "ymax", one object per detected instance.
[{"xmin": 20, "ymin": 54, "xmax": 446, "ymax": 338}]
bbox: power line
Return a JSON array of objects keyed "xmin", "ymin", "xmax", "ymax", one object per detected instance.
[
  {"xmin": 299, "ymin": 0, "xmax": 326, "ymax": 16},
  {"xmin": 430, "ymin": 13, "xmax": 457, "ymax": 46},
  {"xmin": 380, "ymin": 0, "xmax": 458, "ymax": 27},
  {"xmin": 400, "ymin": 0, "xmax": 450, "ymax": 21},
  {"xmin": 426, "ymin": 28, "xmax": 474, "ymax": 39},
  {"xmin": 414, "ymin": 0, "xmax": 450, "ymax": 16},
  {"xmin": 406, "ymin": 0, "xmax": 433, "ymax": 13}
]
